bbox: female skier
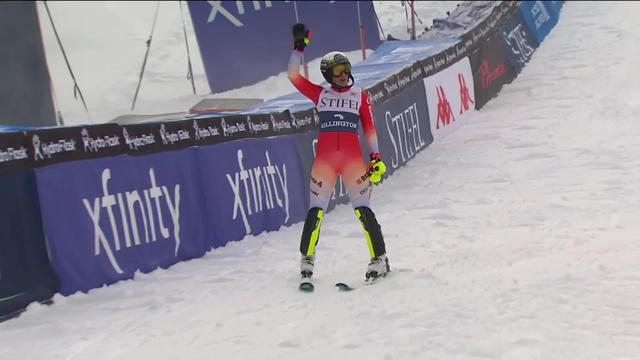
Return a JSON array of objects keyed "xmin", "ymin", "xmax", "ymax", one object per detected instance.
[{"xmin": 288, "ymin": 23, "xmax": 389, "ymax": 281}]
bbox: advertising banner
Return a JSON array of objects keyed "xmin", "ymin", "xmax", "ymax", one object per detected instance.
[
  {"xmin": 365, "ymin": 62, "xmax": 426, "ymax": 106},
  {"xmin": 545, "ymin": 1, "xmax": 565, "ymax": 18},
  {"xmin": 519, "ymin": 1, "xmax": 559, "ymax": 44},
  {"xmin": 27, "ymin": 124, "xmax": 125, "ymax": 167},
  {"xmin": 36, "ymin": 150, "xmax": 210, "ymax": 295},
  {"xmin": 196, "ymin": 136, "xmax": 308, "ymax": 247},
  {"xmin": 469, "ymin": 34, "xmax": 518, "ymax": 109},
  {"xmin": 0, "ymin": 131, "xmax": 30, "ymax": 175},
  {"xmin": 188, "ymin": 0, "xmax": 381, "ymax": 92},
  {"xmin": 498, "ymin": 10, "xmax": 539, "ymax": 74},
  {"xmin": 122, "ymin": 122, "xmax": 180, "ymax": 155},
  {"xmin": 289, "ymin": 108, "xmax": 320, "ymax": 134},
  {"xmin": 191, "ymin": 112, "xmax": 301, "ymax": 148},
  {"xmin": 371, "ymin": 79, "xmax": 433, "ymax": 175},
  {"xmin": 0, "ymin": 170, "xmax": 59, "ymax": 320},
  {"xmin": 419, "ymin": 1, "xmax": 519, "ymax": 78},
  {"xmin": 423, "ymin": 57, "xmax": 477, "ymax": 142}
]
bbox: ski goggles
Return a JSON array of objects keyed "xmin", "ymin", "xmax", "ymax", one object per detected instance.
[{"xmin": 331, "ymin": 63, "xmax": 351, "ymax": 77}]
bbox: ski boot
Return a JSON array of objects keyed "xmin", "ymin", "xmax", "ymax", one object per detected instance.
[
  {"xmin": 299, "ymin": 207, "xmax": 323, "ymax": 278},
  {"xmin": 300, "ymin": 254, "xmax": 315, "ymax": 279},
  {"xmin": 355, "ymin": 206, "xmax": 390, "ymax": 280},
  {"xmin": 366, "ymin": 254, "xmax": 390, "ymax": 280}
]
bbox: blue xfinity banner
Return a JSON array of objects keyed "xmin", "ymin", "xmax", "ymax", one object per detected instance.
[
  {"xmin": 197, "ymin": 136, "xmax": 308, "ymax": 246},
  {"xmin": 35, "ymin": 150, "xmax": 210, "ymax": 295},
  {"xmin": 519, "ymin": 1, "xmax": 560, "ymax": 44},
  {"xmin": 499, "ymin": 10, "xmax": 540, "ymax": 74},
  {"xmin": 188, "ymin": 0, "xmax": 382, "ymax": 92}
]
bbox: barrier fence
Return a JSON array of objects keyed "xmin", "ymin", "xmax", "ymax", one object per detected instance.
[{"xmin": 0, "ymin": 1, "xmax": 564, "ymax": 320}]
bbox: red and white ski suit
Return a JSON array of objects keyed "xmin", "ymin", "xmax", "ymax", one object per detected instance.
[{"xmin": 288, "ymin": 51, "xmax": 380, "ymax": 210}]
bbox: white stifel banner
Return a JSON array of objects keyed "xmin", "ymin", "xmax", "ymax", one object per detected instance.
[{"xmin": 423, "ymin": 57, "xmax": 477, "ymax": 142}]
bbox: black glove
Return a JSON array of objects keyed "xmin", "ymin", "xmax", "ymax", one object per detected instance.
[{"xmin": 292, "ymin": 23, "xmax": 310, "ymax": 52}]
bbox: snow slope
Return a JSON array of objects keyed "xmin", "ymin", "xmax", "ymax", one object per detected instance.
[{"xmin": 3, "ymin": 1, "xmax": 640, "ymax": 360}]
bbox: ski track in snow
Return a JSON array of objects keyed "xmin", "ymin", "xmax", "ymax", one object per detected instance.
[{"xmin": 3, "ymin": 2, "xmax": 640, "ymax": 360}]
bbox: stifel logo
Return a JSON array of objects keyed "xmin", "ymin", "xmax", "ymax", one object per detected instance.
[
  {"xmin": 458, "ymin": 73, "xmax": 474, "ymax": 114},
  {"xmin": 436, "ymin": 85, "xmax": 455, "ymax": 129}
]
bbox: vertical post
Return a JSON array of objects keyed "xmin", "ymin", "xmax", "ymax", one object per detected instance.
[
  {"xmin": 356, "ymin": 1, "xmax": 366, "ymax": 60},
  {"xmin": 293, "ymin": 1, "xmax": 309, "ymax": 79},
  {"xmin": 410, "ymin": 0, "xmax": 416, "ymax": 40},
  {"xmin": 132, "ymin": 2, "xmax": 161, "ymax": 111},
  {"xmin": 179, "ymin": 0, "xmax": 196, "ymax": 94}
]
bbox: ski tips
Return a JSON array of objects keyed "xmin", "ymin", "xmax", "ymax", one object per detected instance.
[
  {"xmin": 335, "ymin": 282, "xmax": 354, "ymax": 291},
  {"xmin": 299, "ymin": 281, "xmax": 314, "ymax": 292}
]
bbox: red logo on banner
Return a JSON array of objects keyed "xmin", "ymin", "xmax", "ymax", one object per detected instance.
[
  {"xmin": 436, "ymin": 85, "xmax": 455, "ymax": 129},
  {"xmin": 479, "ymin": 59, "xmax": 506, "ymax": 90},
  {"xmin": 458, "ymin": 73, "xmax": 474, "ymax": 114}
]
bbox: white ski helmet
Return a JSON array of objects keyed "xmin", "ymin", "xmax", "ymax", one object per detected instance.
[{"xmin": 320, "ymin": 51, "xmax": 354, "ymax": 86}]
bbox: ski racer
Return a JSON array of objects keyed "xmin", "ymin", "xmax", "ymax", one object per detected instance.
[{"xmin": 288, "ymin": 23, "xmax": 390, "ymax": 281}]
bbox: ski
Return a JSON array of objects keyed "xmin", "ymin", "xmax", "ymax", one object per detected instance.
[
  {"xmin": 335, "ymin": 282, "xmax": 354, "ymax": 291},
  {"xmin": 336, "ymin": 273, "xmax": 386, "ymax": 290},
  {"xmin": 299, "ymin": 272, "xmax": 314, "ymax": 292},
  {"xmin": 301, "ymin": 271, "xmax": 392, "ymax": 292},
  {"xmin": 299, "ymin": 281, "xmax": 314, "ymax": 292}
]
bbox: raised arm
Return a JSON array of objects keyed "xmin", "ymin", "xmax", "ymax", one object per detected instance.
[{"xmin": 288, "ymin": 50, "xmax": 322, "ymax": 105}]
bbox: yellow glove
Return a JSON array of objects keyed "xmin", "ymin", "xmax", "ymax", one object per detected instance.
[{"xmin": 367, "ymin": 153, "xmax": 386, "ymax": 184}]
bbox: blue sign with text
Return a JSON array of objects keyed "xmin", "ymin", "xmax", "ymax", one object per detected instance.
[
  {"xmin": 499, "ymin": 10, "xmax": 540, "ymax": 74},
  {"xmin": 35, "ymin": 150, "xmax": 210, "ymax": 295},
  {"xmin": 188, "ymin": 0, "xmax": 381, "ymax": 92},
  {"xmin": 196, "ymin": 136, "xmax": 308, "ymax": 246},
  {"xmin": 519, "ymin": 1, "xmax": 559, "ymax": 44}
]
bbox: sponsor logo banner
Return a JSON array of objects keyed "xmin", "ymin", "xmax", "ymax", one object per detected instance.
[
  {"xmin": 27, "ymin": 124, "xmax": 125, "ymax": 167},
  {"xmin": 35, "ymin": 150, "xmax": 210, "ymax": 295},
  {"xmin": 469, "ymin": 34, "xmax": 518, "ymax": 109},
  {"xmin": 289, "ymin": 108, "xmax": 320, "ymax": 133},
  {"xmin": 423, "ymin": 57, "xmax": 476, "ymax": 142},
  {"xmin": 248, "ymin": 112, "xmax": 297, "ymax": 136},
  {"xmin": 371, "ymin": 80, "xmax": 433, "ymax": 173},
  {"xmin": 365, "ymin": 62, "xmax": 425, "ymax": 105},
  {"xmin": 519, "ymin": 1, "xmax": 559, "ymax": 44},
  {"xmin": 498, "ymin": 10, "xmax": 539, "ymax": 73},
  {"xmin": 545, "ymin": 1, "xmax": 565, "ymax": 17},
  {"xmin": 79, "ymin": 125, "xmax": 126, "ymax": 156},
  {"xmin": 0, "ymin": 170, "xmax": 59, "ymax": 318},
  {"xmin": 196, "ymin": 136, "xmax": 307, "ymax": 247},
  {"xmin": 192, "ymin": 112, "xmax": 300, "ymax": 148},
  {"xmin": 420, "ymin": 2, "xmax": 520, "ymax": 78},
  {"xmin": 0, "ymin": 131, "xmax": 30, "ymax": 174},
  {"xmin": 121, "ymin": 123, "xmax": 173, "ymax": 155},
  {"xmin": 191, "ymin": 117, "xmax": 225, "ymax": 146},
  {"xmin": 157, "ymin": 120, "xmax": 197, "ymax": 151},
  {"xmin": 188, "ymin": 1, "xmax": 381, "ymax": 92}
]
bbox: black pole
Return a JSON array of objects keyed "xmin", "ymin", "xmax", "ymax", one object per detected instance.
[
  {"xmin": 131, "ymin": 2, "xmax": 160, "ymax": 111},
  {"xmin": 179, "ymin": 0, "xmax": 196, "ymax": 94},
  {"xmin": 43, "ymin": 1, "xmax": 91, "ymax": 120}
]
